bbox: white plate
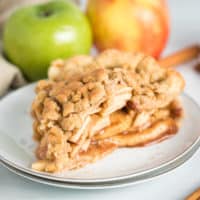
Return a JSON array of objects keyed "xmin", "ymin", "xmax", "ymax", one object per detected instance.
[
  {"xmin": 0, "ymin": 160, "xmax": 157, "ymax": 189},
  {"xmin": 0, "ymin": 84, "xmax": 200, "ymax": 184},
  {"xmin": 1, "ymin": 135, "xmax": 200, "ymax": 190}
]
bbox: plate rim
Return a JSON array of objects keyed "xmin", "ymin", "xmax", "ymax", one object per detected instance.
[{"xmin": 0, "ymin": 83, "xmax": 200, "ymax": 183}]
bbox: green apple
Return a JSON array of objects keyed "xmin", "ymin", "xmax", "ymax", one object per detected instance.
[{"xmin": 3, "ymin": 0, "xmax": 92, "ymax": 81}]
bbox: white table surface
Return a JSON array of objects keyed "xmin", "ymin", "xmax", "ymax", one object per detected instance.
[{"xmin": 1, "ymin": 0, "xmax": 200, "ymax": 199}]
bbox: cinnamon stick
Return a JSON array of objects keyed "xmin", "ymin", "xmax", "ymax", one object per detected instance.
[
  {"xmin": 158, "ymin": 45, "xmax": 200, "ymax": 68},
  {"xmin": 186, "ymin": 188, "xmax": 200, "ymax": 200}
]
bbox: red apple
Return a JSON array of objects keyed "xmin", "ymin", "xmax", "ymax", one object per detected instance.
[{"xmin": 87, "ymin": 0, "xmax": 169, "ymax": 58}]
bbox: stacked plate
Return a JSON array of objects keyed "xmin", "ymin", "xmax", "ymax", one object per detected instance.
[{"xmin": 0, "ymin": 84, "xmax": 200, "ymax": 189}]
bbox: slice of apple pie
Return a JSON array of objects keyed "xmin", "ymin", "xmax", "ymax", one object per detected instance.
[{"xmin": 31, "ymin": 49, "xmax": 184, "ymax": 172}]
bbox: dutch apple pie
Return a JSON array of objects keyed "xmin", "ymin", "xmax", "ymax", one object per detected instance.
[{"xmin": 31, "ymin": 49, "xmax": 185, "ymax": 173}]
